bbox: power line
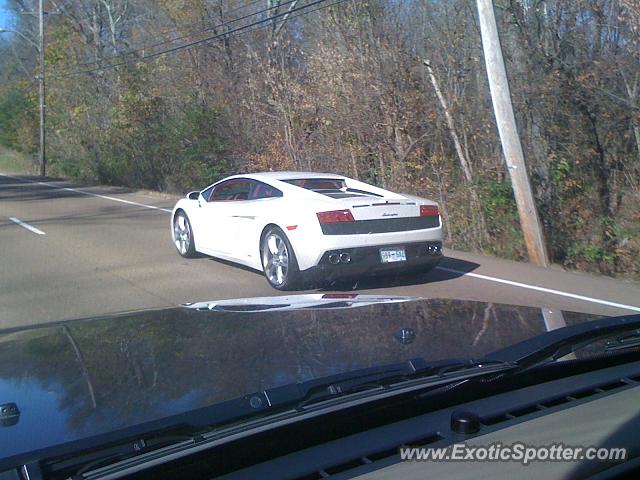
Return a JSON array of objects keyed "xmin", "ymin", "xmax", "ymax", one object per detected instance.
[
  {"xmin": 71, "ymin": 0, "xmax": 275, "ymax": 68},
  {"xmin": 57, "ymin": 0, "xmax": 312, "ymax": 74},
  {"xmin": 139, "ymin": 0, "xmax": 287, "ymax": 49},
  {"xmin": 125, "ymin": 0, "xmax": 268, "ymax": 55},
  {"xmin": 203, "ymin": 0, "xmax": 350, "ymax": 45},
  {"xmin": 57, "ymin": 0, "xmax": 351, "ymax": 78}
]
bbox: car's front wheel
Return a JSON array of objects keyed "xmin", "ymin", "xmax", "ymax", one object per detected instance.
[
  {"xmin": 261, "ymin": 227, "xmax": 301, "ymax": 290},
  {"xmin": 173, "ymin": 211, "xmax": 197, "ymax": 258}
]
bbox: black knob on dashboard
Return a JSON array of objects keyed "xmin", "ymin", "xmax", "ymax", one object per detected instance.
[
  {"xmin": 0, "ymin": 402, "xmax": 19, "ymax": 427},
  {"xmin": 450, "ymin": 410, "xmax": 481, "ymax": 434}
]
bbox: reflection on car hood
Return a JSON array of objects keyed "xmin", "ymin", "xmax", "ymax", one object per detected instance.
[
  {"xmin": 184, "ymin": 293, "xmax": 420, "ymax": 312},
  {"xmin": 0, "ymin": 297, "xmax": 602, "ymax": 463}
]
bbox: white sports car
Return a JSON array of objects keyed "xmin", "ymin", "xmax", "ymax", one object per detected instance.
[{"xmin": 171, "ymin": 172, "xmax": 443, "ymax": 289}]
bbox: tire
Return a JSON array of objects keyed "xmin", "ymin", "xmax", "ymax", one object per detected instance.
[
  {"xmin": 260, "ymin": 226, "xmax": 302, "ymax": 290},
  {"xmin": 173, "ymin": 211, "xmax": 197, "ymax": 258}
]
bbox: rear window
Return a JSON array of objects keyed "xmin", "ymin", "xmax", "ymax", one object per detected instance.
[
  {"xmin": 283, "ymin": 178, "xmax": 346, "ymax": 191},
  {"xmin": 283, "ymin": 178, "xmax": 382, "ymax": 198}
]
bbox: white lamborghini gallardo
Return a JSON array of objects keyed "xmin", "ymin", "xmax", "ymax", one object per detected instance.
[{"xmin": 171, "ymin": 172, "xmax": 443, "ymax": 289}]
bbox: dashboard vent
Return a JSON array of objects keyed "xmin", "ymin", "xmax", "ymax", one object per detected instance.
[
  {"xmin": 481, "ymin": 377, "xmax": 634, "ymax": 427},
  {"xmin": 294, "ymin": 433, "xmax": 443, "ymax": 479}
]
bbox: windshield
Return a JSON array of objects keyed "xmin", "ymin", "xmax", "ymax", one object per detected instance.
[{"xmin": 1, "ymin": 0, "xmax": 639, "ymax": 468}]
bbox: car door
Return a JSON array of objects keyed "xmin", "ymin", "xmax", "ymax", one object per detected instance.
[
  {"xmin": 228, "ymin": 181, "xmax": 283, "ymax": 264},
  {"xmin": 200, "ymin": 180, "xmax": 253, "ymax": 255},
  {"xmin": 187, "ymin": 185, "xmax": 213, "ymax": 249}
]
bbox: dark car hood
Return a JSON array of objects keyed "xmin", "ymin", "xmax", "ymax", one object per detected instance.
[{"xmin": 0, "ymin": 298, "xmax": 601, "ymax": 463}]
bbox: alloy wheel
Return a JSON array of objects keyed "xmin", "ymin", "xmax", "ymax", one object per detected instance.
[
  {"xmin": 174, "ymin": 214, "xmax": 191, "ymax": 256},
  {"xmin": 262, "ymin": 232, "xmax": 289, "ymax": 287}
]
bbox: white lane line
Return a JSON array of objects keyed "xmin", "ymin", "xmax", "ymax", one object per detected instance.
[
  {"xmin": 0, "ymin": 173, "xmax": 172, "ymax": 213},
  {"xmin": 9, "ymin": 217, "xmax": 46, "ymax": 235},
  {"xmin": 435, "ymin": 266, "xmax": 640, "ymax": 313}
]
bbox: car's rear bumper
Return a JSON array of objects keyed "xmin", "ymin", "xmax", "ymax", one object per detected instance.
[
  {"xmin": 302, "ymin": 241, "xmax": 443, "ymax": 280},
  {"xmin": 290, "ymin": 223, "xmax": 443, "ymax": 271}
]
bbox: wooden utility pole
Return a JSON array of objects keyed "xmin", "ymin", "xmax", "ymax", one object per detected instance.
[
  {"xmin": 477, "ymin": 0, "xmax": 550, "ymax": 267},
  {"xmin": 19, "ymin": 1, "xmax": 53, "ymax": 176},
  {"xmin": 38, "ymin": 0, "xmax": 46, "ymax": 177}
]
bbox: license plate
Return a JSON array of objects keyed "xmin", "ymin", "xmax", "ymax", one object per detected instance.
[{"xmin": 380, "ymin": 247, "xmax": 406, "ymax": 263}]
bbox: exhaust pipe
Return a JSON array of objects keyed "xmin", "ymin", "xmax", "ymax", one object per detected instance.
[
  {"xmin": 328, "ymin": 253, "xmax": 340, "ymax": 265},
  {"xmin": 339, "ymin": 253, "xmax": 351, "ymax": 264},
  {"xmin": 427, "ymin": 243, "xmax": 442, "ymax": 255}
]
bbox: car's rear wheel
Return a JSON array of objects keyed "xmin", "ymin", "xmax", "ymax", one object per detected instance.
[
  {"xmin": 173, "ymin": 211, "xmax": 197, "ymax": 258},
  {"xmin": 261, "ymin": 227, "xmax": 301, "ymax": 290}
]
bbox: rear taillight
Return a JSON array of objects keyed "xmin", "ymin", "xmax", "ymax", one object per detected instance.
[
  {"xmin": 316, "ymin": 209, "xmax": 355, "ymax": 223},
  {"xmin": 420, "ymin": 205, "xmax": 440, "ymax": 217}
]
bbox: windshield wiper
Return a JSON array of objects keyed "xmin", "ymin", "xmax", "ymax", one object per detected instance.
[
  {"xmin": 264, "ymin": 357, "xmax": 514, "ymax": 410},
  {"xmin": 482, "ymin": 313, "xmax": 640, "ymax": 371},
  {"xmin": 605, "ymin": 332, "xmax": 640, "ymax": 352}
]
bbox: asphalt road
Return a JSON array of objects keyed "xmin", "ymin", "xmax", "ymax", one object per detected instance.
[{"xmin": 1, "ymin": 173, "xmax": 640, "ymax": 330}]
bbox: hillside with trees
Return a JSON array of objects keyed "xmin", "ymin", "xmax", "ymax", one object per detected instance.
[{"xmin": 1, "ymin": 0, "xmax": 638, "ymax": 277}]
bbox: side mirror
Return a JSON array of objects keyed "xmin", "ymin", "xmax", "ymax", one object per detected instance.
[{"xmin": 187, "ymin": 191, "xmax": 200, "ymax": 200}]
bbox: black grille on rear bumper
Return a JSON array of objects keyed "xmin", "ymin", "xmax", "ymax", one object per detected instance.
[{"xmin": 320, "ymin": 216, "xmax": 440, "ymax": 235}]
